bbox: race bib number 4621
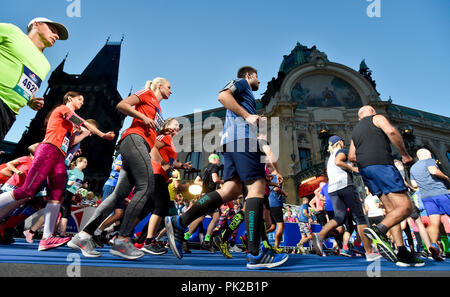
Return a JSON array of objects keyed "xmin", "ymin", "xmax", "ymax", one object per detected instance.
[{"xmin": 13, "ymin": 65, "xmax": 42, "ymax": 101}]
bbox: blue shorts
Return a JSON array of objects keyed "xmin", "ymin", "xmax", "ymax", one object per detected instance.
[
  {"xmin": 102, "ymin": 184, "xmax": 125, "ymax": 210},
  {"xmin": 422, "ymin": 194, "xmax": 450, "ymax": 216},
  {"xmin": 360, "ymin": 164, "xmax": 407, "ymax": 197},
  {"xmin": 223, "ymin": 139, "xmax": 266, "ymax": 183}
]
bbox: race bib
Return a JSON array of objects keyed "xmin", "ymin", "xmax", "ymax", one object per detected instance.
[
  {"xmin": 154, "ymin": 109, "xmax": 165, "ymax": 132},
  {"xmin": 60, "ymin": 132, "xmax": 71, "ymax": 154},
  {"xmin": 1, "ymin": 184, "xmax": 17, "ymax": 193},
  {"xmin": 73, "ymin": 178, "xmax": 83, "ymax": 190},
  {"xmin": 13, "ymin": 65, "xmax": 42, "ymax": 101}
]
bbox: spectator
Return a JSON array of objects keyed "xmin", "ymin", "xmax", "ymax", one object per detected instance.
[
  {"xmin": 296, "ymin": 197, "xmax": 312, "ymax": 254},
  {"xmin": 364, "ymin": 187, "xmax": 384, "ymax": 226},
  {"xmin": 285, "ymin": 209, "xmax": 298, "ymax": 223}
]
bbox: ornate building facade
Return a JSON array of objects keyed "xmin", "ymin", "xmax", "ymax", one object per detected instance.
[
  {"xmin": 175, "ymin": 43, "xmax": 450, "ymax": 204},
  {"xmin": 12, "ymin": 40, "xmax": 127, "ymax": 194}
]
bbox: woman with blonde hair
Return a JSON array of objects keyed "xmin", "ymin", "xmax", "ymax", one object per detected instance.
[
  {"xmin": 311, "ymin": 135, "xmax": 380, "ymax": 261},
  {"xmin": 137, "ymin": 118, "xmax": 192, "ymax": 255},
  {"xmin": 69, "ymin": 78, "xmax": 173, "ymax": 259}
]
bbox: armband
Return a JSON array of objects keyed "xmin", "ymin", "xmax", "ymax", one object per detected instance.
[
  {"xmin": 219, "ymin": 80, "xmax": 237, "ymax": 95},
  {"xmin": 66, "ymin": 112, "xmax": 85, "ymax": 127}
]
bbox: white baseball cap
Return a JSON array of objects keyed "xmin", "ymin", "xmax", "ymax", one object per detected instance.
[{"xmin": 27, "ymin": 17, "xmax": 69, "ymax": 40}]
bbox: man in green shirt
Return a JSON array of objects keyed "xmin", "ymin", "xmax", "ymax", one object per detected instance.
[{"xmin": 0, "ymin": 17, "xmax": 69, "ymax": 143}]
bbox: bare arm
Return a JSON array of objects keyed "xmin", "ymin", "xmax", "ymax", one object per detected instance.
[
  {"xmin": 348, "ymin": 140, "xmax": 357, "ymax": 163},
  {"xmin": 410, "ymin": 179, "xmax": 419, "ymax": 191},
  {"xmin": 82, "ymin": 120, "xmax": 115, "ymax": 141},
  {"xmin": 211, "ymin": 172, "xmax": 224, "ymax": 185},
  {"xmin": 218, "ymin": 90, "xmax": 259, "ymax": 124},
  {"xmin": 6, "ymin": 159, "xmax": 23, "ymax": 175},
  {"xmin": 117, "ymin": 94, "xmax": 157, "ymax": 129},
  {"xmin": 428, "ymin": 166, "xmax": 450, "ymax": 182},
  {"xmin": 70, "ymin": 127, "xmax": 92, "ymax": 146},
  {"xmin": 373, "ymin": 114, "xmax": 412, "ymax": 164},
  {"xmin": 335, "ymin": 152, "xmax": 359, "ymax": 173}
]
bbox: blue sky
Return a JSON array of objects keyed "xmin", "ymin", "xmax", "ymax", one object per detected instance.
[{"xmin": 3, "ymin": 0, "xmax": 450, "ymax": 143}]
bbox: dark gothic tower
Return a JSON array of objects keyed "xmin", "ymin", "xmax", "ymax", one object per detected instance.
[{"xmin": 13, "ymin": 39, "xmax": 127, "ymax": 194}]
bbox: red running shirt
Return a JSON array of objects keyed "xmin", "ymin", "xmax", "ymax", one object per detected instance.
[
  {"xmin": 120, "ymin": 89, "xmax": 163, "ymax": 150},
  {"xmin": 4, "ymin": 156, "xmax": 33, "ymax": 188},
  {"xmin": 152, "ymin": 134, "xmax": 177, "ymax": 182},
  {"xmin": 42, "ymin": 105, "xmax": 74, "ymax": 156}
]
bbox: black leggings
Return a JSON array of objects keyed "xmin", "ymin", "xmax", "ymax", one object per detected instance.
[
  {"xmin": 138, "ymin": 174, "xmax": 170, "ymax": 220},
  {"xmin": 83, "ymin": 134, "xmax": 154, "ymax": 237},
  {"xmin": 329, "ymin": 185, "xmax": 367, "ymax": 227},
  {"xmin": 61, "ymin": 190, "xmax": 74, "ymax": 219}
]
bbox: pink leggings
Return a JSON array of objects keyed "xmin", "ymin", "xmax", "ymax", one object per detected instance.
[{"xmin": 13, "ymin": 143, "xmax": 66, "ymax": 202}]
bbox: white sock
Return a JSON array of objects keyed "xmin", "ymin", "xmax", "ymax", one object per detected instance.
[
  {"xmin": 94, "ymin": 228, "xmax": 102, "ymax": 236},
  {"xmin": 79, "ymin": 232, "xmax": 92, "ymax": 240},
  {"xmin": 0, "ymin": 191, "xmax": 15, "ymax": 209},
  {"xmin": 42, "ymin": 203, "xmax": 61, "ymax": 239}
]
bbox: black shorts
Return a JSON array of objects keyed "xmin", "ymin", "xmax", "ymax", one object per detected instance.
[
  {"xmin": 270, "ymin": 206, "xmax": 284, "ymax": 223},
  {"xmin": 0, "ymin": 99, "xmax": 16, "ymax": 144},
  {"xmin": 315, "ymin": 210, "xmax": 327, "ymax": 226},
  {"xmin": 368, "ymin": 215, "xmax": 384, "ymax": 226}
]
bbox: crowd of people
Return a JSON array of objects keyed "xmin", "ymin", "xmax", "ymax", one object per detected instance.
[{"xmin": 0, "ymin": 17, "xmax": 449, "ymax": 270}]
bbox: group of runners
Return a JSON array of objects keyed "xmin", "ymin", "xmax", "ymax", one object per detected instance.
[{"xmin": 0, "ymin": 17, "xmax": 449, "ymax": 270}]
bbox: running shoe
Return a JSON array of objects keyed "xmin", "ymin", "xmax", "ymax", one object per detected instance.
[
  {"xmin": 213, "ymin": 236, "xmax": 232, "ymax": 259},
  {"xmin": 351, "ymin": 245, "xmax": 366, "ymax": 255},
  {"xmin": 201, "ymin": 240, "xmax": 216, "ymax": 253},
  {"xmin": 68, "ymin": 233, "xmax": 101, "ymax": 257},
  {"xmin": 340, "ymin": 248, "xmax": 355, "ymax": 257},
  {"xmin": 23, "ymin": 230, "xmax": 34, "ymax": 243},
  {"xmin": 141, "ymin": 240, "xmax": 168, "ymax": 255},
  {"xmin": 110, "ymin": 237, "xmax": 145, "ymax": 260},
  {"xmin": 396, "ymin": 249, "xmax": 425, "ymax": 267},
  {"xmin": 38, "ymin": 235, "xmax": 71, "ymax": 251},
  {"xmin": 297, "ymin": 245, "xmax": 306, "ymax": 255},
  {"xmin": 182, "ymin": 241, "xmax": 191, "ymax": 254},
  {"xmin": 229, "ymin": 245, "xmax": 243, "ymax": 253},
  {"xmin": 273, "ymin": 247, "xmax": 285, "ymax": 254},
  {"xmin": 165, "ymin": 216, "xmax": 185, "ymax": 259},
  {"xmin": 363, "ymin": 226, "xmax": 397, "ymax": 263},
  {"xmin": 311, "ymin": 233, "xmax": 324, "ymax": 256},
  {"xmin": 366, "ymin": 252, "xmax": 382, "ymax": 262},
  {"xmin": 418, "ymin": 250, "xmax": 432, "ymax": 259},
  {"xmin": 429, "ymin": 243, "xmax": 444, "ymax": 262},
  {"xmin": 134, "ymin": 242, "xmax": 144, "ymax": 249},
  {"xmin": 246, "ymin": 245, "xmax": 289, "ymax": 270},
  {"xmin": 92, "ymin": 232, "xmax": 107, "ymax": 248}
]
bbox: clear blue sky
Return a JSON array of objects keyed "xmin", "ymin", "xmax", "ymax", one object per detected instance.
[{"xmin": 3, "ymin": 0, "xmax": 450, "ymax": 143}]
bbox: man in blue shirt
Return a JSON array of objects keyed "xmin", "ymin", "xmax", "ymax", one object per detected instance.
[
  {"xmin": 410, "ymin": 148, "xmax": 450, "ymax": 261},
  {"xmin": 165, "ymin": 66, "xmax": 288, "ymax": 269},
  {"xmin": 296, "ymin": 197, "xmax": 313, "ymax": 253}
]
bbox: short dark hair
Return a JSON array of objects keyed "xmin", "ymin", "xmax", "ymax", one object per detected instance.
[
  {"xmin": 63, "ymin": 91, "xmax": 83, "ymax": 104},
  {"xmin": 237, "ymin": 66, "xmax": 257, "ymax": 79}
]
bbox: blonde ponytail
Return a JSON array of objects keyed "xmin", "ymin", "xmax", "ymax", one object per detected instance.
[{"xmin": 144, "ymin": 77, "xmax": 169, "ymax": 92}]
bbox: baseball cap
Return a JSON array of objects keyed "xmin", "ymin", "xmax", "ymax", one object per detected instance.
[
  {"xmin": 28, "ymin": 17, "xmax": 69, "ymax": 40},
  {"xmin": 328, "ymin": 135, "xmax": 342, "ymax": 146}
]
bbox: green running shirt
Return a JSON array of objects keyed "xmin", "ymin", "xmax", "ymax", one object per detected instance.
[{"xmin": 0, "ymin": 23, "xmax": 50, "ymax": 114}]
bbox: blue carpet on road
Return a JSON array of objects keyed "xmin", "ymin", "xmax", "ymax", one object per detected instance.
[{"xmin": 1, "ymin": 238, "xmax": 450, "ymax": 273}]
